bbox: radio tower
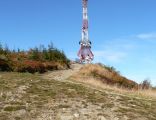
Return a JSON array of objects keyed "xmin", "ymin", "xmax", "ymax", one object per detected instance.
[{"xmin": 78, "ymin": 0, "xmax": 94, "ymax": 63}]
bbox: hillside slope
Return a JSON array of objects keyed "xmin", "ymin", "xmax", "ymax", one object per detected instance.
[
  {"xmin": 0, "ymin": 63, "xmax": 156, "ymax": 120},
  {"xmin": 70, "ymin": 64, "xmax": 138, "ymax": 89}
]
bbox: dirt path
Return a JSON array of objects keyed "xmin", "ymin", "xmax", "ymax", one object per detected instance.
[
  {"xmin": 40, "ymin": 64, "xmax": 156, "ymax": 120},
  {"xmin": 43, "ymin": 63, "xmax": 83, "ymax": 81}
]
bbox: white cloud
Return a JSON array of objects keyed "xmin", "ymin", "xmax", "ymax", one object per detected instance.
[
  {"xmin": 94, "ymin": 50, "xmax": 126, "ymax": 63},
  {"xmin": 95, "ymin": 32, "xmax": 156, "ymax": 63},
  {"xmin": 93, "ymin": 37, "xmax": 136, "ymax": 63},
  {"xmin": 136, "ymin": 33, "xmax": 156, "ymax": 40}
]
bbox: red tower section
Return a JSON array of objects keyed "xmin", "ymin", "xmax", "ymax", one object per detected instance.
[{"xmin": 78, "ymin": 0, "xmax": 94, "ymax": 63}]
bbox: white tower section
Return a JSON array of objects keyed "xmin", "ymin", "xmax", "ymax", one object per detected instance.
[
  {"xmin": 78, "ymin": 0, "xmax": 94, "ymax": 63},
  {"xmin": 80, "ymin": 0, "xmax": 90, "ymax": 46}
]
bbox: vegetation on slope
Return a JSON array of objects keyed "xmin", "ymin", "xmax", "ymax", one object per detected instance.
[
  {"xmin": 0, "ymin": 42, "xmax": 70, "ymax": 73},
  {"xmin": 71, "ymin": 63, "xmax": 138, "ymax": 89},
  {"xmin": 70, "ymin": 63, "xmax": 156, "ymax": 99}
]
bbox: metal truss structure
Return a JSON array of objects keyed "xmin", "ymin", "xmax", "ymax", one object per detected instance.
[{"xmin": 78, "ymin": 0, "xmax": 94, "ymax": 63}]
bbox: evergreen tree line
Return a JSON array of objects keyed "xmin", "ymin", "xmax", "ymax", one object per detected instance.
[{"xmin": 0, "ymin": 42, "xmax": 70, "ymax": 73}]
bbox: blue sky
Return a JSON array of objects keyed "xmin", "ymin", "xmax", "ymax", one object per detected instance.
[{"xmin": 0, "ymin": 0, "xmax": 156, "ymax": 86}]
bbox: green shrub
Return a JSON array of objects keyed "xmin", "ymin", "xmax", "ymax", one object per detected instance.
[
  {"xmin": 0, "ymin": 55, "xmax": 11, "ymax": 71},
  {"xmin": 140, "ymin": 79, "xmax": 151, "ymax": 89},
  {"xmin": 0, "ymin": 42, "xmax": 70, "ymax": 73}
]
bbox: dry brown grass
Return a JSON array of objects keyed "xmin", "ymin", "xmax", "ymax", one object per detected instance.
[
  {"xmin": 71, "ymin": 77, "xmax": 156, "ymax": 99},
  {"xmin": 136, "ymin": 88, "xmax": 156, "ymax": 99},
  {"xmin": 70, "ymin": 64, "xmax": 156, "ymax": 99},
  {"xmin": 72, "ymin": 64, "xmax": 137, "ymax": 89},
  {"xmin": 77, "ymin": 64, "xmax": 110, "ymax": 77}
]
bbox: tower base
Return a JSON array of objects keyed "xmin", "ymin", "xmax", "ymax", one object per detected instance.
[{"xmin": 78, "ymin": 45, "xmax": 94, "ymax": 63}]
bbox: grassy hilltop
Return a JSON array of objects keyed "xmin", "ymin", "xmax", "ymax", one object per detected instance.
[
  {"xmin": 0, "ymin": 43, "xmax": 156, "ymax": 120},
  {"xmin": 0, "ymin": 70, "xmax": 156, "ymax": 120}
]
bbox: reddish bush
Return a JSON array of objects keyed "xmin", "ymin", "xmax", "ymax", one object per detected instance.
[
  {"xmin": 43, "ymin": 62, "xmax": 58, "ymax": 70},
  {"xmin": 0, "ymin": 43, "xmax": 70, "ymax": 73},
  {"xmin": 12, "ymin": 60, "xmax": 46, "ymax": 73},
  {"xmin": 24, "ymin": 60, "xmax": 46, "ymax": 73}
]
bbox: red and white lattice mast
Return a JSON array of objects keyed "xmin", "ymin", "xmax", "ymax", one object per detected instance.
[{"xmin": 78, "ymin": 0, "xmax": 94, "ymax": 63}]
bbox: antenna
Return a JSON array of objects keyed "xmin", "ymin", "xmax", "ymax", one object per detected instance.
[{"xmin": 77, "ymin": 0, "xmax": 94, "ymax": 63}]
